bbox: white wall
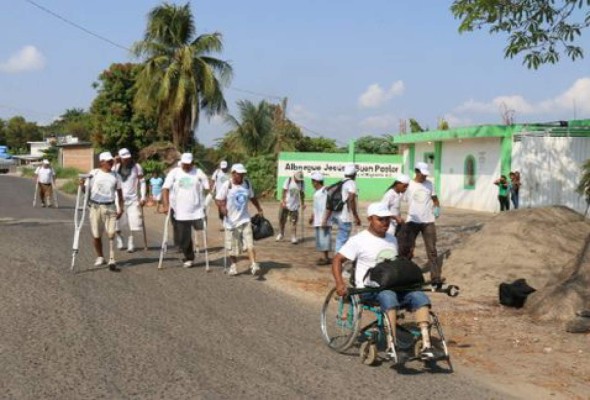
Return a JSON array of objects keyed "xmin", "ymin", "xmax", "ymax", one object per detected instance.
[
  {"xmin": 513, "ymin": 136, "xmax": 590, "ymax": 216},
  {"xmin": 29, "ymin": 142, "xmax": 49, "ymax": 157},
  {"xmin": 440, "ymin": 138, "xmax": 502, "ymax": 212}
]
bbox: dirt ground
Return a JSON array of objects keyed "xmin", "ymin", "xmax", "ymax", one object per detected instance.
[{"xmin": 161, "ymin": 199, "xmax": 590, "ymax": 400}]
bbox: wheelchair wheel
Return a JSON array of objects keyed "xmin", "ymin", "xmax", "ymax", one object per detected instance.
[
  {"xmin": 320, "ymin": 287, "xmax": 361, "ymax": 353},
  {"xmin": 359, "ymin": 341, "xmax": 377, "ymax": 365}
]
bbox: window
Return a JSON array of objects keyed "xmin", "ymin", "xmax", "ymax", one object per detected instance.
[{"xmin": 464, "ymin": 155, "xmax": 476, "ymax": 189}]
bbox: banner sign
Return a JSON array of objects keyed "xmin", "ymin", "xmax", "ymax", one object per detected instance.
[{"xmin": 278, "ymin": 160, "xmax": 401, "ymax": 179}]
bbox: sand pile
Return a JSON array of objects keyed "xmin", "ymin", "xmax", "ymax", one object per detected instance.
[{"xmin": 445, "ymin": 206, "xmax": 590, "ymax": 301}]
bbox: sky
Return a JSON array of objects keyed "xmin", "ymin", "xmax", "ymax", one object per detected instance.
[{"xmin": 1, "ymin": 0, "xmax": 590, "ymax": 147}]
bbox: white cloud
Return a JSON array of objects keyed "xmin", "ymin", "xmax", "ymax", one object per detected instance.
[
  {"xmin": 0, "ymin": 46, "xmax": 46, "ymax": 73},
  {"xmin": 538, "ymin": 78, "xmax": 590, "ymax": 115},
  {"xmin": 455, "ymin": 95, "xmax": 534, "ymax": 115},
  {"xmin": 358, "ymin": 81, "xmax": 405, "ymax": 108},
  {"xmin": 359, "ymin": 113, "xmax": 398, "ymax": 132},
  {"xmin": 443, "ymin": 113, "xmax": 473, "ymax": 128}
]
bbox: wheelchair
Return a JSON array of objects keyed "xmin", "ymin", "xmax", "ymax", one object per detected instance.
[{"xmin": 320, "ymin": 283, "xmax": 459, "ymax": 370}]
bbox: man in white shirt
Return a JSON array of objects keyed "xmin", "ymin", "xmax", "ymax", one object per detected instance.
[
  {"xmin": 211, "ymin": 160, "xmax": 230, "ymax": 224},
  {"xmin": 161, "ymin": 153, "xmax": 209, "ymax": 268},
  {"xmin": 215, "ymin": 163, "xmax": 264, "ymax": 276},
  {"xmin": 331, "ymin": 202, "xmax": 435, "ymax": 360},
  {"xmin": 308, "ymin": 172, "xmax": 331, "ymax": 265},
  {"xmin": 80, "ymin": 152, "xmax": 124, "ymax": 271},
  {"xmin": 323, "ymin": 164, "xmax": 361, "ymax": 252},
  {"xmin": 398, "ymin": 162, "xmax": 443, "ymax": 286},
  {"xmin": 113, "ymin": 148, "xmax": 146, "ymax": 253},
  {"xmin": 381, "ymin": 173, "xmax": 410, "ymax": 236},
  {"xmin": 277, "ymin": 171, "xmax": 305, "ymax": 244},
  {"xmin": 34, "ymin": 159, "xmax": 56, "ymax": 208}
]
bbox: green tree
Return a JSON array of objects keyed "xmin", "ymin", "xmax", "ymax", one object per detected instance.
[
  {"xmin": 4, "ymin": 116, "xmax": 42, "ymax": 153},
  {"xmin": 224, "ymin": 100, "xmax": 274, "ymax": 156},
  {"xmin": 354, "ymin": 135, "xmax": 398, "ymax": 154},
  {"xmin": 296, "ymin": 136, "xmax": 340, "ymax": 153},
  {"xmin": 437, "ymin": 118, "xmax": 450, "ymax": 130},
  {"xmin": 451, "ymin": 0, "xmax": 590, "ymax": 69},
  {"xmin": 409, "ymin": 118, "xmax": 424, "ymax": 133},
  {"xmin": 90, "ymin": 63, "xmax": 158, "ymax": 152},
  {"xmin": 577, "ymin": 159, "xmax": 590, "ymax": 216},
  {"xmin": 46, "ymin": 108, "xmax": 93, "ymax": 141},
  {"xmin": 133, "ymin": 2, "xmax": 232, "ymax": 149}
]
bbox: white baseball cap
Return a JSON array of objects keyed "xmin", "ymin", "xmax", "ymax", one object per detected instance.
[
  {"xmin": 367, "ymin": 202, "xmax": 394, "ymax": 218},
  {"xmin": 42, "ymin": 159, "xmax": 50, "ymax": 165},
  {"xmin": 415, "ymin": 162, "xmax": 430, "ymax": 176},
  {"xmin": 395, "ymin": 173, "xmax": 411, "ymax": 184},
  {"xmin": 180, "ymin": 153, "xmax": 193, "ymax": 164},
  {"xmin": 344, "ymin": 164, "xmax": 357, "ymax": 176},
  {"xmin": 231, "ymin": 163, "xmax": 247, "ymax": 174},
  {"xmin": 220, "ymin": 160, "xmax": 228, "ymax": 168},
  {"xmin": 99, "ymin": 151, "xmax": 114, "ymax": 162},
  {"xmin": 311, "ymin": 172, "xmax": 324, "ymax": 181},
  {"xmin": 293, "ymin": 171, "xmax": 304, "ymax": 181},
  {"xmin": 118, "ymin": 148, "xmax": 131, "ymax": 159}
]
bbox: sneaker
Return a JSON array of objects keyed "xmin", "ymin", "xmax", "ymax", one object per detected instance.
[
  {"xmin": 41, "ymin": 204, "xmax": 46, "ymax": 208},
  {"xmin": 94, "ymin": 257, "xmax": 106, "ymax": 266},
  {"xmin": 291, "ymin": 236, "xmax": 298, "ymax": 244},
  {"xmin": 228, "ymin": 264, "xmax": 238, "ymax": 276},
  {"xmin": 275, "ymin": 233, "xmax": 284, "ymax": 241},
  {"xmin": 108, "ymin": 262, "xmax": 121, "ymax": 272},
  {"xmin": 183, "ymin": 260, "xmax": 193, "ymax": 268},
  {"xmin": 420, "ymin": 346, "xmax": 435, "ymax": 361},
  {"xmin": 116, "ymin": 235, "xmax": 124, "ymax": 250},
  {"xmin": 251, "ymin": 262, "xmax": 260, "ymax": 275},
  {"xmin": 127, "ymin": 236, "xmax": 135, "ymax": 253}
]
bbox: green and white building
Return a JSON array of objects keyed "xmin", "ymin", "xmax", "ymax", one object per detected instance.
[{"xmin": 393, "ymin": 119, "xmax": 590, "ymax": 215}]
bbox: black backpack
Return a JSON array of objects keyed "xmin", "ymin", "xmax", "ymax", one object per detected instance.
[
  {"xmin": 499, "ymin": 279, "xmax": 536, "ymax": 308},
  {"xmin": 366, "ymin": 257, "xmax": 425, "ymax": 289},
  {"xmin": 251, "ymin": 214, "xmax": 274, "ymax": 240},
  {"xmin": 325, "ymin": 179, "xmax": 348, "ymax": 212}
]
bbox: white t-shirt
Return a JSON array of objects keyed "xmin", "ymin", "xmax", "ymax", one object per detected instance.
[
  {"xmin": 212, "ymin": 169, "xmax": 230, "ymax": 193},
  {"xmin": 35, "ymin": 166, "xmax": 55, "ymax": 184},
  {"xmin": 312, "ymin": 187, "xmax": 328, "ymax": 227},
  {"xmin": 382, "ymin": 188, "xmax": 405, "ymax": 227},
  {"xmin": 162, "ymin": 167, "xmax": 206, "ymax": 221},
  {"xmin": 338, "ymin": 230, "xmax": 398, "ymax": 289},
  {"xmin": 282, "ymin": 177, "xmax": 304, "ymax": 211},
  {"xmin": 405, "ymin": 179, "xmax": 436, "ymax": 224},
  {"xmin": 88, "ymin": 169, "xmax": 122, "ymax": 203},
  {"xmin": 331, "ymin": 179, "xmax": 357, "ymax": 223},
  {"xmin": 215, "ymin": 179, "xmax": 255, "ymax": 229},
  {"xmin": 114, "ymin": 163, "xmax": 144, "ymax": 202}
]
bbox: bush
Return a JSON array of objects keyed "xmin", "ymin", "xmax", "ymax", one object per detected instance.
[
  {"xmin": 20, "ymin": 167, "xmax": 35, "ymax": 177},
  {"xmin": 141, "ymin": 159, "xmax": 166, "ymax": 175},
  {"xmin": 246, "ymin": 155, "xmax": 277, "ymax": 198},
  {"xmin": 54, "ymin": 166, "xmax": 82, "ymax": 179},
  {"xmin": 60, "ymin": 178, "xmax": 79, "ymax": 195}
]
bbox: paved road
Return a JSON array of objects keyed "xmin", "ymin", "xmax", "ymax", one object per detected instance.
[{"xmin": 0, "ymin": 175, "xmax": 504, "ymax": 399}]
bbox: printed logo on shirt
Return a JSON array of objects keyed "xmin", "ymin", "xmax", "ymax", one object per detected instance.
[
  {"xmin": 179, "ymin": 176, "xmax": 194, "ymax": 189},
  {"xmin": 376, "ymin": 248, "xmax": 396, "ymax": 264}
]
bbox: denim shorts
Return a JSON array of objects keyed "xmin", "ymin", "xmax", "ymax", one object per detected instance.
[
  {"xmin": 361, "ymin": 290, "xmax": 431, "ymax": 312},
  {"xmin": 314, "ymin": 226, "xmax": 332, "ymax": 251}
]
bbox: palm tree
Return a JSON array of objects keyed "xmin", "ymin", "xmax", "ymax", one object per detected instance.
[
  {"xmin": 133, "ymin": 2, "xmax": 232, "ymax": 148},
  {"xmin": 224, "ymin": 100, "xmax": 274, "ymax": 156}
]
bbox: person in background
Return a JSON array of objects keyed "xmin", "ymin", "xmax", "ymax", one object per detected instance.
[
  {"xmin": 381, "ymin": 173, "xmax": 410, "ymax": 236},
  {"xmin": 494, "ymin": 175, "xmax": 510, "ymax": 212},
  {"xmin": 277, "ymin": 171, "xmax": 305, "ymax": 244},
  {"xmin": 34, "ymin": 159, "xmax": 56, "ymax": 208},
  {"xmin": 211, "ymin": 160, "xmax": 231, "ymax": 228},
  {"xmin": 308, "ymin": 172, "xmax": 331, "ymax": 265},
  {"xmin": 149, "ymin": 171, "xmax": 164, "ymax": 213},
  {"xmin": 509, "ymin": 171, "xmax": 521, "ymax": 209}
]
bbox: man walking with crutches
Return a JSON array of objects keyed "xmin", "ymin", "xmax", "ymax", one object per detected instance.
[
  {"xmin": 33, "ymin": 159, "xmax": 56, "ymax": 208},
  {"xmin": 113, "ymin": 148, "xmax": 147, "ymax": 253},
  {"xmin": 79, "ymin": 152, "xmax": 124, "ymax": 271},
  {"xmin": 160, "ymin": 153, "xmax": 206, "ymax": 268}
]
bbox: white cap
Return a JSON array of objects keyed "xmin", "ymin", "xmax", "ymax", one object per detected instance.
[
  {"xmin": 180, "ymin": 153, "xmax": 193, "ymax": 164},
  {"xmin": 395, "ymin": 173, "xmax": 411, "ymax": 184},
  {"xmin": 99, "ymin": 151, "xmax": 114, "ymax": 162},
  {"xmin": 311, "ymin": 172, "xmax": 324, "ymax": 181},
  {"xmin": 42, "ymin": 159, "xmax": 50, "ymax": 164},
  {"xmin": 118, "ymin": 148, "xmax": 131, "ymax": 159},
  {"xmin": 293, "ymin": 171, "xmax": 304, "ymax": 181},
  {"xmin": 415, "ymin": 162, "xmax": 430, "ymax": 176},
  {"xmin": 220, "ymin": 160, "xmax": 228, "ymax": 168},
  {"xmin": 367, "ymin": 202, "xmax": 394, "ymax": 218},
  {"xmin": 344, "ymin": 164, "xmax": 357, "ymax": 176},
  {"xmin": 231, "ymin": 163, "xmax": 247, "ymax": 174}
]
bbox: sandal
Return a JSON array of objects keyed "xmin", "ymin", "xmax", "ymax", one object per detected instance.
[{"xmin": 316, "ymin": 258, "xmax": 331, "ymax": 266}]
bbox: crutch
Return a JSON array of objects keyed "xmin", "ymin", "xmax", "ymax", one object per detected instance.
[
  {"xmin": 33, "ymin": 182, "xmax": 38, "ymax": 207},
  {"xmin": 140, "ymin": 204, "xmax": 148, "ymax": 250},
  {"xmin": 157, "ymin": 206, "xmax": 172, "ymax": 270},
  {"xmin": 52, "ymin": 182, "xmax": 59, "ymax": 208},
  {"xmin": 300, "ymin": 202, "xmax": 305, "ymax": 245},
  {"xmin": 223, "ymin": 227, "xmax": 229, "ymax": 274},
  {"xmin": 202, "ymin": 218, "xmax": 210, "ymax": 272},
  {"xmin": 71, "ymin": 174, "xmax": 91, "ymax": 271}
]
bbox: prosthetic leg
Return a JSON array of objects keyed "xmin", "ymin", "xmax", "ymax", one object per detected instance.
[
  {"xmin": 33, "ymin": 182, "xmax": 38, "ymax": 207},
  {"xmin": 202, "ymin": 218, "xmax": 210, "ymax": 272},
  {"xmin": 52, "ymin": 183, "xmax": 59, "ymax": 208},
  {"xmin": 71, "ymin": 175, "xmax": 91, "ymax": 272},
  {"xmin": 157, "ymin": 207, "xmax": 171, "ymax": 270}
]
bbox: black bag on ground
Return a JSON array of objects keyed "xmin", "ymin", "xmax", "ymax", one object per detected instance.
[
  {"xmin": 499, "ymin": 278, "xmax": 536, "ymax": 308},
  {"xmin": 367, "ymin": 257, "xmax": 425, "ymax": 289},
  {"xmin": 251, "ymin": 214, "xmax": 274, "ymax": 240}
]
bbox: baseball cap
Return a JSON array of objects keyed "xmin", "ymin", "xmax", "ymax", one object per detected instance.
[
  {"xmin": 220, "ymin": 160, "xmax": 228, "ymax": 168},
  {"xmin": 415, "ymin": 162, "xmax": 430, "ymax": 176},
  {"xmin": 99, "ymin": 151, "xmax": 114, "ymax": 162},
  {"xmin": 180, "ymin": 153, "xmax": 193, "ymax": 164},
  {"xmin": 344, "ymin": 164, "xmax": 357, "ymax": 176},
  {"xmin": 367, "ymin": 202, "xmax": 394, "ymax": 218},
  {"xmin": 42, "ymin": 159, "xmax": 50, "ymax": 165},
  {"xmin": 231, "ymin": 163, "xmax": 247, "ymax": 174},
  {"xmin": 395, "ymin": 173, "xmax": 411, "ymax": 184},
  {"xmin": 118, "ymin": 148, "xmax": 131, "ymax": 159},
  {"xmin": 310, "ymin": 172, "xmax": 324, "ymax": 181},
  {"xmin": 293, "ymin": 171, "xmax": 304, "ymax": 181}
]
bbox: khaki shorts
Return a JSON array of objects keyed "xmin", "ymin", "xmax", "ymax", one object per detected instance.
[
  {"xmin": 90, "ymin": 204, "xmax": 117, "ymax": 239},
  {"xmin": 224, "ymin": 222, "xmax": 254, "ymax": 257},
  {"xmin": 115, "ymin": 200, "xmax": 143, "ymax": 232}
]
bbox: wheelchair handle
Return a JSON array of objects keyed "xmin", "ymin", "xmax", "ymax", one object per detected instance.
[{"xmin": 348, "ymin": 283, "xmax": 460, "ymax": 297}]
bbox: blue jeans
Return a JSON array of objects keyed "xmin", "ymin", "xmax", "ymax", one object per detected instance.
[
  {"xmin": 361, "ymin": 290, "xmax": 431, "ymax": 312},
  {"xmin": 334, "ymin": 220, "xmax": 352, "ymax": 252}
]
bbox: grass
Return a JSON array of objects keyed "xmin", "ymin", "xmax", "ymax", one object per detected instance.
[
  {"xmin": 20, "ymin": 167, "xmax": 35, "ymax": 177},
  {"xmin": 54, "ymin": 166, "xmax": 82, "ymax": 179},
  {"xmin": 61, "ymin": 178, "xmax": 79, "ymax": 195}
]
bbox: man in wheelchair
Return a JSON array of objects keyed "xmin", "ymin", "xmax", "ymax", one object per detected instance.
[{"xmin": 331, "ymin": 202, "xmax": 435, "ymax": 360}]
